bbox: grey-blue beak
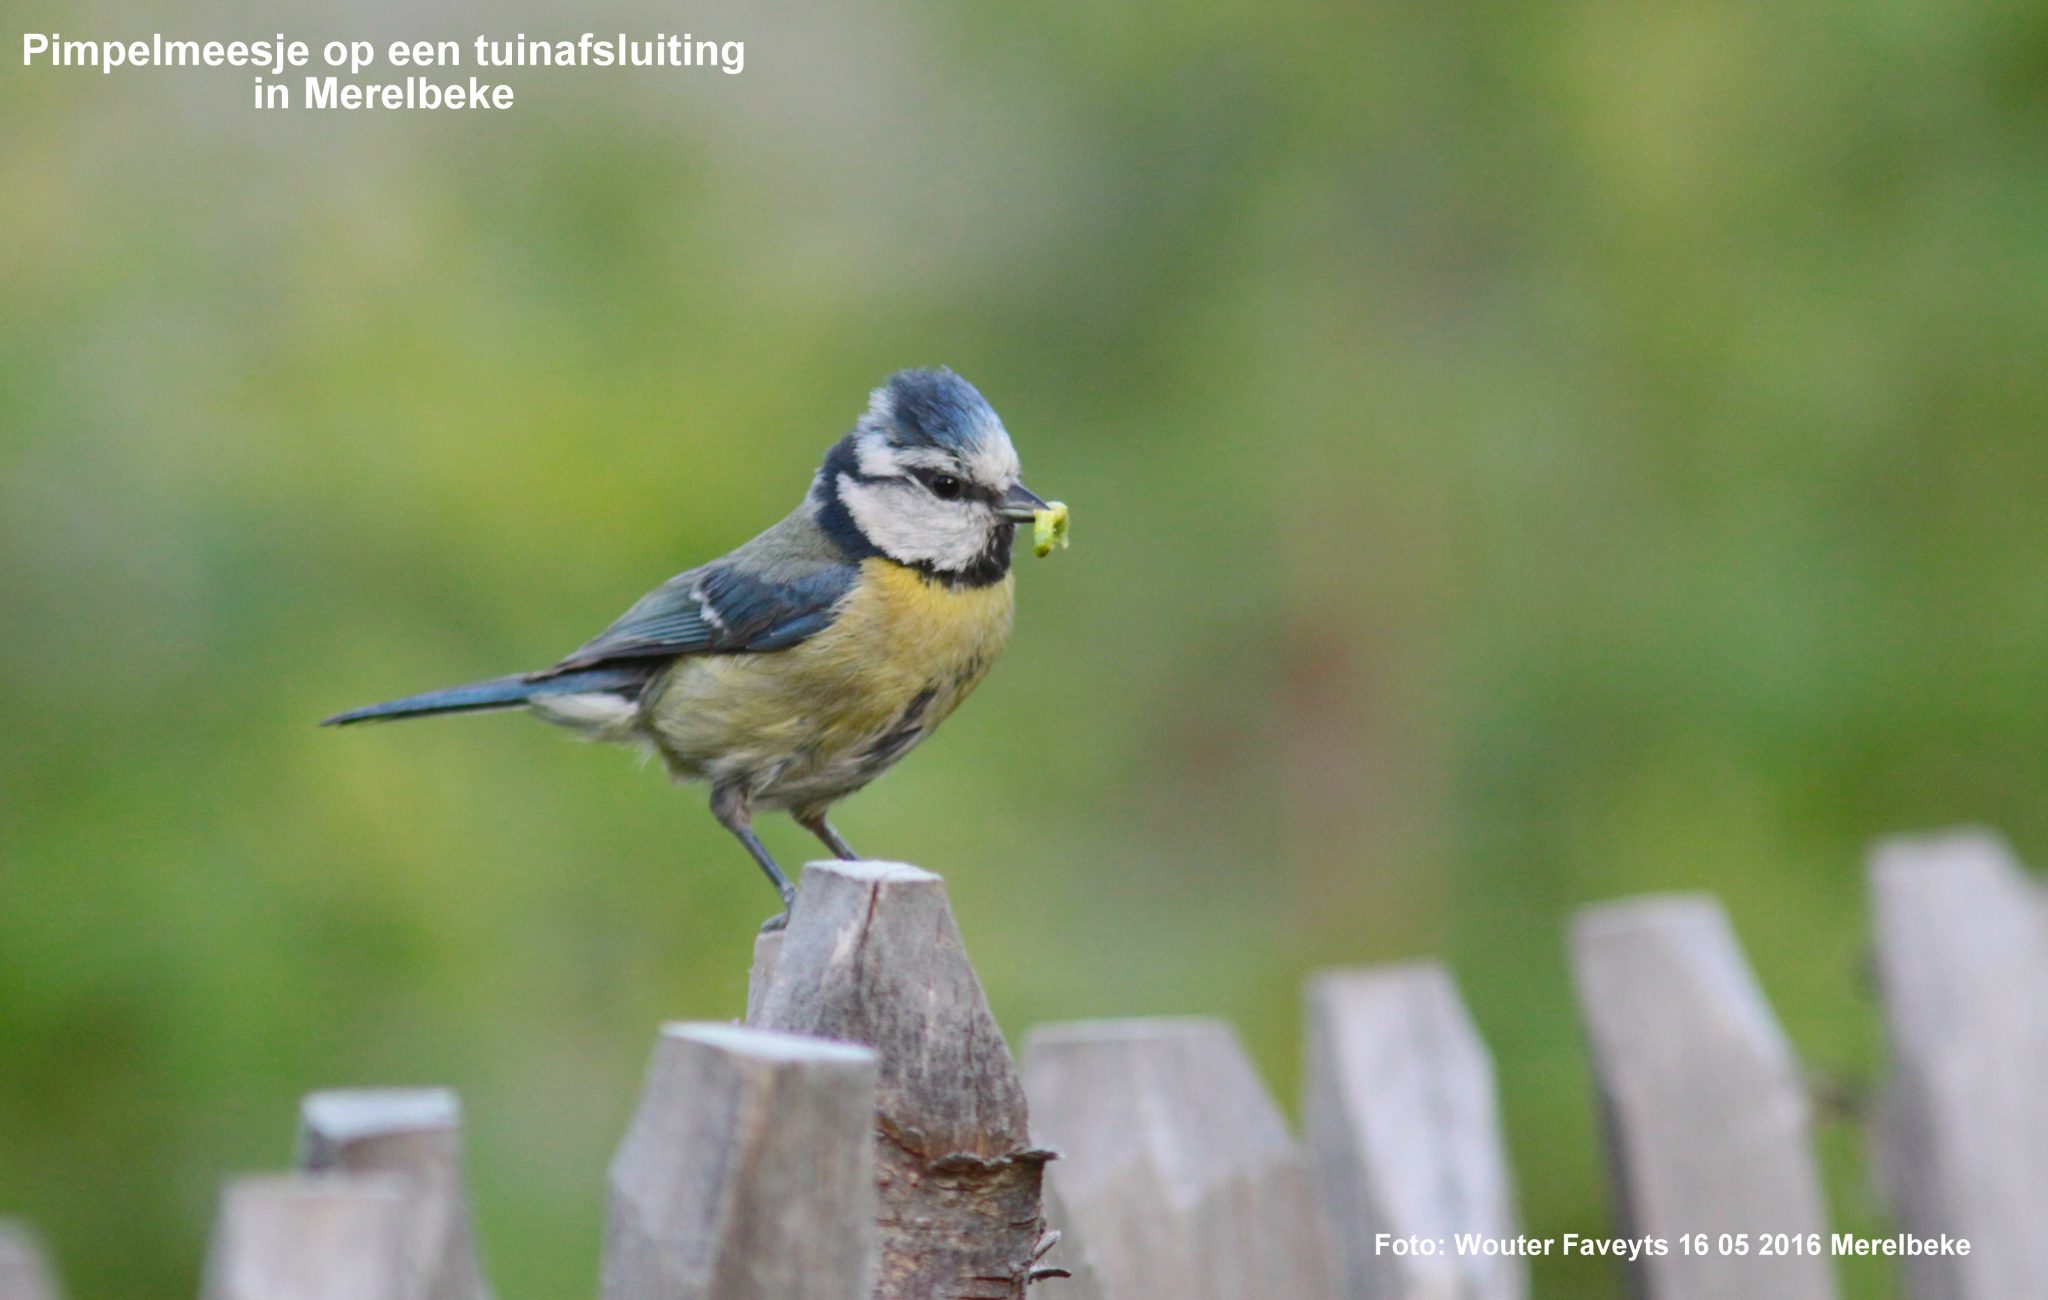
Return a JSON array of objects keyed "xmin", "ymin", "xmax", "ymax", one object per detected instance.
[{"xmin": 1000, "ymin": 483, "xmax": 1050, "ymax": 522}]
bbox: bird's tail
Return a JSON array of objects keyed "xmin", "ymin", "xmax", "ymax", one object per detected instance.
[{"xmin": 320, "ymin": 667, "xmax": 649, "ymax": 726}]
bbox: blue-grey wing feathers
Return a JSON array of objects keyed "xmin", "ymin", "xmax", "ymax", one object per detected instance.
[
  {"xmin": 543, "ymin": 560, "xmax": 855, "ymax": 672},
  {"xmin": 324, "ymin": 506, "xmax": 859, "ymax": 726},
  {"xmin": 326, "ymin": 545, "xmax": 857, "ymax": 726}
]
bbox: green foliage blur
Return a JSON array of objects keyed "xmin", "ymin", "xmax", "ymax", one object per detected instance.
[{"xmin": 5, "ymin": 0, "xmax": 2048, "ymax": 1294}]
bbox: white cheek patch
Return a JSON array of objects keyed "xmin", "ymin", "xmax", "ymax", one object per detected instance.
[{"xmin": 837, "ymin": 474, "xmax": 993, "ymax": 571}]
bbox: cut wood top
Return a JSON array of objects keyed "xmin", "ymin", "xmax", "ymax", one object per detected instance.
[
  {"xmin": 1023, "ymin": 1017, "xmax": 1340, "ymax": 1300},
  {"xmin": 1027, "ymin": 1018, "xmax": 1297, "ymax": 1199},
  {"xmin": 1303, "ymin": 962, "xmax": 1525, "ymax": 1300},
  {"xmin": 299, "ymin": 1090, "xmax": 459, "ymax": 1148},
  {"xmin": 1570, "ymin": 894, "xmax": 1835, "ymax": 1300},
  {"xmin": 603, "ymin": 1021, "xmax": 879, "ymax": 1300},
  {"xmin": 751, "ymin": 859, "xmax": 1032, "ymax": 1158},
  {"xmin": 1869, "ymin": 829, "xmax": 2048, "ymax": 1300}
]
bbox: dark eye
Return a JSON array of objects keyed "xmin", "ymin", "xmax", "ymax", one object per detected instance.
[{"xmin": 928, "ymin": 473, "xmax": 963, "ymax": 500}]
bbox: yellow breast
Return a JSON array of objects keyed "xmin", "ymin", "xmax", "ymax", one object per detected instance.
[
  {"xmin": 837, "ymin": 558, "xmax": 1016, "ymax": 689},
  {"xmin": 644, "ymin": 559, "xmax": 1015, "ymax": 805}
]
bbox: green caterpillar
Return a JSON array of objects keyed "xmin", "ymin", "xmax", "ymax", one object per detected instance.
[{"xmin": 1032, "ymin": 502, "xmax": 1071, "ymax": 558}]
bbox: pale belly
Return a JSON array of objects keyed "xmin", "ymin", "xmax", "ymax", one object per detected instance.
[{"xmin": 638, "ymin": 560, "xmax": 1014, "ymax": 811}]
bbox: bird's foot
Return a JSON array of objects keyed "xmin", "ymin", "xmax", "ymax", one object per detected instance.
[{"xmin": 758, "ymin": 883, "xmax": 799, "ymax": 934}]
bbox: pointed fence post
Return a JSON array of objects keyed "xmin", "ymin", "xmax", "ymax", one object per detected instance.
[
  {"xmin": 1869, "ymin": 830, "xmax": 2048, "ymax": 1300},
  {"xmin": 1021, "ymin": 1017, "xmax": 1341, "ymax": 1300},
  {"xmin": 295, "ymin": 1089, "xmax": 492, "ymax": 1300},
  {"xmin": 603, "ymin": 1022, "xmax": 879, "ymax": 1300},
  {"xmin": 1570, "ymin": 895, "xmax": 1835, "ymax": 1300},
  {"xmin": 1303, "ymin": 964, "xmax": 1525, "ymax": 1300},
  {"xmin": 748, "ymin": 861, "xmax": 1054, "ymax": 1300},
  {"xmin": 0, "ymin": 1222, "xmax": 61, "ymax": 1300},
  {"xmin": 201, "ymin": 1174, "xmax": 411, "ymax": 1300}
]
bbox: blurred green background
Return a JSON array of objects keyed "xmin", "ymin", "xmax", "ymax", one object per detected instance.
[{"xmin": 5, "ymin": 0, "xmax": 2048, "ymax": 1294}]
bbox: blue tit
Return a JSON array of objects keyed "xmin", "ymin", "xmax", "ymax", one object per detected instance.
[{"xmin": 324, "ymin": 368, "xmax": 1059, "ymax": 928}]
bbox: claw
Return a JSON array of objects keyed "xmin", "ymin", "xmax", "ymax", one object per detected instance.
[{"xmin": 759, "ymin": 884, "xmax": 798, "ymax": 934}]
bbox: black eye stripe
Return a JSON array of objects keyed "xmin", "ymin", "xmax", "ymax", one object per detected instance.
[{"xmin": 905, "ymin": 465, "xmax": 1007, "ymax": 507}]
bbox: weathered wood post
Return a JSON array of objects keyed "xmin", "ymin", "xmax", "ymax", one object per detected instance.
[
  {"xmin": 0, "ymin": 1221, "xmax": 61, "ymax": 1300},
  {"xmin": 1303, "ymin": 964, "xmax": 1525, "ymax": 1300},
  {"xmin": 745, "ymin": 930, "xmax": 782, "ymax": 1024},
  {"xmin": 1869, "ymin": 830, "xmax": 2048, "ymax": 1300},
  {"xmin": 295, "ymin": 1089, "xmax": 492, "ymax": 1300},
  {"xmin": 200, "ymin": 1174, "xmax": 412, "ymax": 1300},
  {"xmin": 747, "ymin": 861, "xmax": 1054, "ymax": 1300},
  {"xmin": 603, "ymin": 1021, "xmax": 879, "ymax": 1300},
  {"xmin": 1021, "ymin": 1017, "xmax": 1341, "ymax": 1300},
  {"xmin": 1570, "ymin": 895, "xmax": 1835, "ymax": 1300}
]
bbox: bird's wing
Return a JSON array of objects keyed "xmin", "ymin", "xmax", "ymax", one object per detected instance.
[{"xmin": 537, "ymin": 559, "xmax": 857, "ymax": 676}]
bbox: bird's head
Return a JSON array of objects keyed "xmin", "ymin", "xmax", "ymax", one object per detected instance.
[{"xmin": 812, "ymin": 368, "xmax": 1049, "ymax": 582}]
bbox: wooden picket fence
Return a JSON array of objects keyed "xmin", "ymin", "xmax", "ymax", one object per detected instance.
[{"xmin": 3, "ymin": 830, "xmax": 2046, "ymax": 1299}]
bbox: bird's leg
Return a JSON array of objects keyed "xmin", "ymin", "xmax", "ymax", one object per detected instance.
[
  {"xmin": 710, "ymin": 783, "xmax": 797, "ymax": 932},
  {"xmin": 794, "ymin": 807, "xmax": 860, "ymax": 861}
]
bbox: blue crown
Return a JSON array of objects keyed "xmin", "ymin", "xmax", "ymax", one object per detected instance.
[{"xmin": 874, "ymin": 368, "xmax": 1000, "ymax": 454}]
